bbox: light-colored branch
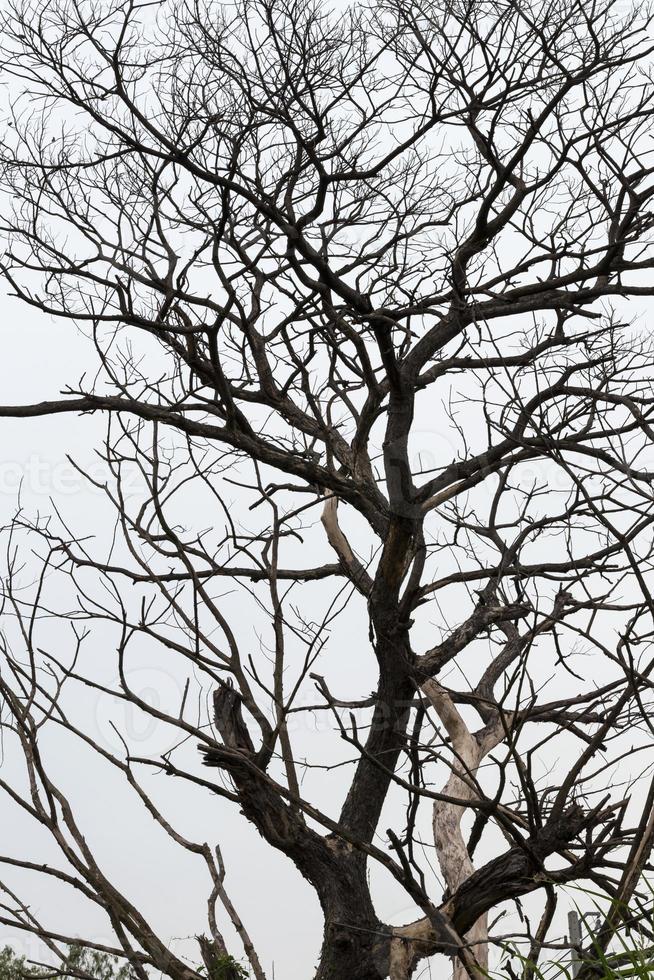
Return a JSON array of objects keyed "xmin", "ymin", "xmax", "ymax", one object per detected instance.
[
  {"xmin": 423, "ymin": 679, "xmax": 507, "ymax": 980},
  {"xmin": 321, "ymin": 493, "xmax": 373, "ymax": 594}
]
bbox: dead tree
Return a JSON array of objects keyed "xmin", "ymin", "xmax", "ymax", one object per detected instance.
[{"xmin": 1, "ymin": 0, "xmax": 654, "ymax": 977}]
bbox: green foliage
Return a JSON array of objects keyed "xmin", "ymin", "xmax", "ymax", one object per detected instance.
[
  {"xmin": 495, "ymin": 946, "xmax": 654, "ymax": 979},
  {"xmin": 496, "ymin": 927, "xmax": 654, "ymax": 978},
  {"xmin": 62, "ymin": 946, "xmax": 138, "ymax": 980},
  {"xmin": 0, "ymin": 943, "xmax": 250, "ymax": 980},
  {"xmin": 492, "ymin": 883, "xmax": 654, "ymax": 979},
  {"xmin": 212, "ymin": 956, "xmax": 247, "ymax": 980},
  {"xmin": 0, "ymin": 945, "xmax": 139, "ymax": 980},
  {"xmin": 0, "ymin": 947, "xmax": 42, "ymax": 980},
  {"xmin": 199, "ymin": 954, "xmax": 248, "ymax": 980}
]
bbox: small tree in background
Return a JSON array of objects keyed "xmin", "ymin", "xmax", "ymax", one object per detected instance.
[
  {"xmin": 2, "ymin": 0, "xmax": 654, "ymax": 977},
  {"xmin": 0, "ymin": 947, "xmax": 36, "ymax": 980},
  {"xmin": 0, "ymin": 946, "xmax": 138, "ymax": 980}
]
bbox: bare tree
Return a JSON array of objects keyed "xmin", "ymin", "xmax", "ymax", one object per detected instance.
[{"xmin": 1, "ymin": 0, "xmax": 654, "ymax": 977}]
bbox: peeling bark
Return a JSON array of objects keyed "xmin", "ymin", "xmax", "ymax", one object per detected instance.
[{"xmin": 423, "ymin": 680, "xmax": 507, "ymax": 979}]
